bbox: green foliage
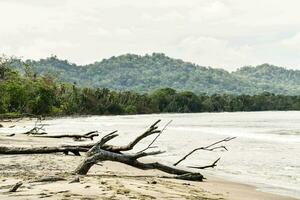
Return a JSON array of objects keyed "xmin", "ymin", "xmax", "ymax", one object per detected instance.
[
  {"xmin": 1, "ymin": 56, "xmax": 300, "ymax": 117},
  {"xmin": 7, "ymin": 53, "xmax": 300, "ymax": 95}
]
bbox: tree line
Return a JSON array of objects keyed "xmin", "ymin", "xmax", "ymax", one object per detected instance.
[{"xmin": 1, "ymin": 59, "xmax": 300, "ymax": 117}]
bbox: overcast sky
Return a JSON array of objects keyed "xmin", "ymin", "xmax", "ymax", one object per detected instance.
[{"xmin": 0, "ymin": 0, "xmax": 300, "ymax": 70}]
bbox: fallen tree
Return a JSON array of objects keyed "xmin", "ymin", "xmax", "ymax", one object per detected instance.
[{"xmin": 74, "ymin": 120, "xmax": 233, "ymax": 181}]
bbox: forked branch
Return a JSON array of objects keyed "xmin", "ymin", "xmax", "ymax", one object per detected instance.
[
  {"xmin": 138, "ymin": 120, "xmax": 172, "ymax": 153},
  {"xmin": 174, "ymin": 137, "xmax": 236, "ymax": 166},
  {"xmin": 101, "ymin": 120, "xmax": 162, "ymax": 152}
]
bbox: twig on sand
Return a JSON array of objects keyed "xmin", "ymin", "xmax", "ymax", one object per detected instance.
[{"xmin": 8, "ymin": 182, "xmax": 23, "ymax": 192}]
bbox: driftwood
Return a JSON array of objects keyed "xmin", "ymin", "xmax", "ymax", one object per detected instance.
[
  {"xmin": 22, "ymin": 117, "xmax": 46, "ymax": 135},
  {"xmin": 75, "ymin": 148, "xmax": 203, "ymax": 181},
  {"xmin": 23, "ymin": 126, "xmax": 47, "ymax": 135},
  {"xmin": 188, "ymin": 158, "xmax": 221, "ymax": 169},
  {"xmin": 0, "ymin": 145, "xmax": 90, "ymax": 156},
  {"xmin": 33, "ymin": 131, "xmax": 99, "ymax": 141},
  {"xmin": 74, "ymin": 120, "xmax": 207, "ymax": 181},
  {"xmin": 138, "ymin": 120, "xmax": 172, "ymax": 153},
  {"xmin": 161, "ymin": 173, "xmax": 204, "ymax": 181},
  {"xmin": 8, "ymin": 182, "xmax": 23, "ymax": 192},
  {"xmin": 31, "ymin": 176, "xmax": 66, "ymax": 183},
  {"xmin": 174, "ymin": 137, "xmax": 236, "ymax": 166},
  {"xmin": 69, "ymin": 176, "xmax": 80, "ymax": 183}
]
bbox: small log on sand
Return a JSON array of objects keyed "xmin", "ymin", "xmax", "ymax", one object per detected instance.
[
  {"xmin": 8, "ymin": 182, "xmax": 23, "ymax": 192},
  {"xmin": 33, "ymin": 131, "xmax": 99, "ymax": 141},
  {"xmin": 0, "ymin": 145, "xmax": 91, "ymax": 156},
  {"xmin": 23, "ymin": 127, "xmax": 47, "ymax": 135},
  {"xmin": 31, "ymin": 176, "xmax": 66, "ymax": 183}
]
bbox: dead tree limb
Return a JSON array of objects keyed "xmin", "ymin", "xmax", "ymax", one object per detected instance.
[
  {"xmin": 8, "ymin": 182, "xmax": 23, "ymax": 192},
  {"xmin": 74, "ymin": 120, "xmax": 204, "ymax": 181},
  {"xmin": 174, "ymin": 137, "xmax": 236, "ymax": 166},
  {"xmin": 33, "ymin": 131, "xmax": 99, "ymax": 141},
  {"xmin": 138, "ymin": 120, "xmax": 172, "ymax": 153},
  {"xmin": 161, "ymin": 173, "xmax": 204, "ymax": 181},
  {"xmin": 21, "ymin": 117, "xmax": 46, "ymax": 135},
  {"xmin": 75, "ymin": 148, "xmax": 203, "ymax": 181},
  {"xmin": 31, "ymin": 176, "xmax": 66, "ymax": 183},
  {"xmin": 0, "ymin": 145, "xmax": 90, "ymax": 156},
  {"xmin": 100, "ymin": 120, "xmax": 162, "ymax": 152},
  {"xmin": 87, "ymin": 130, "xmax": 118, "ymax": 156},
  {"xmin": 188, "ymin": 158, "xmax": 221, "ymax": 169},
  {"xmin": 23, "ymin": 126, "xmax": 47, "ymax": 135}
]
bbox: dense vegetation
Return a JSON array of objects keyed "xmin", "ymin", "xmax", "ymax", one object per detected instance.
[
  {"xmin": 8, "ymin": 53, "xmax": 300, "ymax": 95},
  {"xmin": 1, "ymin": 57, "xmax": 300, "ymax": 116}
]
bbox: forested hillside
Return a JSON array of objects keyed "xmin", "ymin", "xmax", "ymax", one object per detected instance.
[
  {"xmin": 1, "ymin": 57, "xmax": 300, "ymax": 116},
  {"xmin": 6, "ymin": 53, "xmax": 300, "ymax": 95}
]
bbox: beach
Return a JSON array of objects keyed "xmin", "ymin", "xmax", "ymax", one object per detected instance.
[{"xmin": 0, "ymin": 112, "xmax": 299, "ymax": 199}]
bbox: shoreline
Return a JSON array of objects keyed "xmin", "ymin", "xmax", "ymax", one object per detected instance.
[
  {"xmin": 1, "ymin": 110, "xmax": 300, "ymax": 121},
  {"xmin": 0, "ymin": 118, "xmax": 299, "ymax": 200},
  {"xmin": 203, "ymin": 175, "xmax": 298, "ymax": 200}
]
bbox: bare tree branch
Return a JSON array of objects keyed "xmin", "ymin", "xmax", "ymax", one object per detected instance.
[
  {"xmin": 33, "ymin": 131, "xmax": 99, "ymax": 140},
  {"xmin": 8, "ymin": 182, "xmax": 23, "ymax": 192},
  {"xmin": 87, "ymin": 130, "xmax": 118, "ymax": 156},
  {"xmin": 174, "ymin": 137, "xmax": 236, "ymax": 166},
  {"xmin": 131, "ymin": 150, "xmax": 165, "ymax": 159},
  {"xmin": 187, "ymin": 158, "xmax": 221, "ymax": 169},
  {"xmin": 0, "ymin": 145, "xmax": 90, "ymax": 156},
  {"xmin": 138, "ymin": 120, "xmax": 172, "ymax": 153},
  {"xmin": 101, "ymin": 120, "xmax": 162, "ymax": 152}
]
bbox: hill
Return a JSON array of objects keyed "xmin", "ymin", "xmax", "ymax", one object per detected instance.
[{"xmin": 7, "ymin": 53, "xmax": 300, "ymax": 95}]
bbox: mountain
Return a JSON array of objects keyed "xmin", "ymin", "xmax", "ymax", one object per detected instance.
[
  {"xmin": 233, "ymin": 64, "xmax": 300, "ymax": 94},
  {"xmin": 7, "ymin": 53, "xmax": 300, "ymax": 95}
]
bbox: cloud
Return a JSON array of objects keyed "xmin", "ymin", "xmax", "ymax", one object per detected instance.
[
  {"xmin": 0, "ymin": 0, "xmax": 300, "ymax": 70},
  {"xmin": 171, "ymin": 36, "xmax": 258, "ymax": 70},
  {"xmin": 280, "ymin": 33, "xmax": 300, "ymax": 51},
  {"xmin": 14, "ymin": 39, "xmax": 79, "ymax": 61},
  {"xmin": 188, "ymin": 1, "xmax": 231, "ymax": 22},
  {"xmin": 114, "ymin": 28, "xmax": 133, "ymax": 37},
  {"xmin": 142, "ymin": 11, "xmax": 185, "ymax": 22}
]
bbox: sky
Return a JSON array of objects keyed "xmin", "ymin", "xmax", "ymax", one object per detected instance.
[{"xmin": 0, "ymin": 0, "xmax": 300, "ymax": 71}]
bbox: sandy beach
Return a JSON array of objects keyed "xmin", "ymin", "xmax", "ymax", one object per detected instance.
[{"xmin": 0, "ymin": 118, "xmax": 298, "ymax": 200}]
